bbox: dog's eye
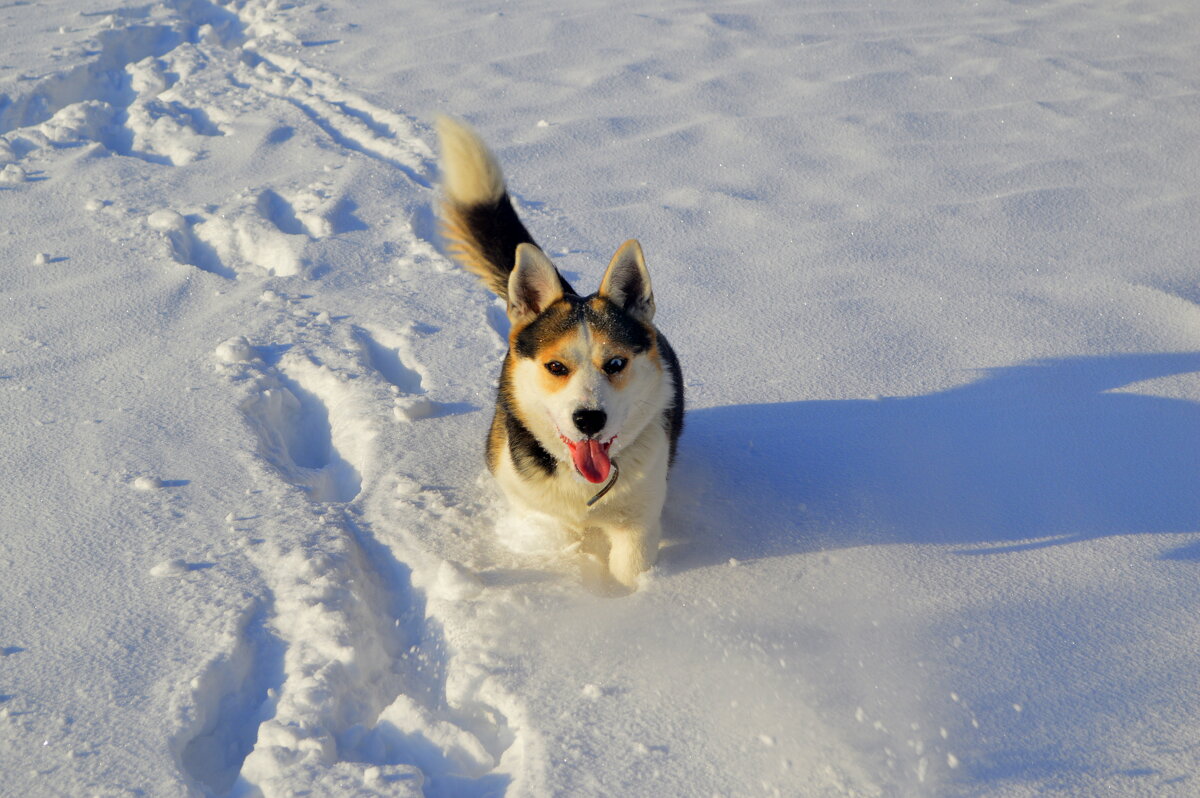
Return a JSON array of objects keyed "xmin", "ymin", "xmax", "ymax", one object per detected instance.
[
  {"xmin": 603, "ymin": 357, "xmax": 628, "ymax": 375},
  {"xmin": 544, "ymin": 360, "xmax": 569, "ymax": 377}
]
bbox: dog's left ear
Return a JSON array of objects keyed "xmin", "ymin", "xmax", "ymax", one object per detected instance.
[{"xmin": 600, "ymin": 239, "xmax": 655, "ymax": 324}]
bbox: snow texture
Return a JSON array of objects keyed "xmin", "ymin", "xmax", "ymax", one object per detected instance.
[{"xmin": 2, "ymin": 0, "xmax": 1200, "ymax": 796}]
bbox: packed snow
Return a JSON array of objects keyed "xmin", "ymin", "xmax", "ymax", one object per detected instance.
[{"xmin": 2, "ymin": 0, "xmax": 1200, "ymax": 796}]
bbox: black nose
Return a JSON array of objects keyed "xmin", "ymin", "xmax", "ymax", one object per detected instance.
[{"xmin": 572, "ymin": 408, "xmax": 607, "ymax": 437}]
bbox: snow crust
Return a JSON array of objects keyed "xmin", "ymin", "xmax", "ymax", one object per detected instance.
[{"xmin": 3, "ymin": 0, "xmax": 1200, "ymax": 795}]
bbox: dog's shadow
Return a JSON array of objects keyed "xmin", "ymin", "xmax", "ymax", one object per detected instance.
[{"xmin": 663, "ymin": 352, "xmax": 1200, "ymax": 570}]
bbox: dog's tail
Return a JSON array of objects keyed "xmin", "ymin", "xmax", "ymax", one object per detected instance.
[{"xmin": 436, "ymin": 116, "xmax": 573, "ymax": 301}]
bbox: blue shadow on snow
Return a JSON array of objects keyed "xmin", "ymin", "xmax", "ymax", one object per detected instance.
[{"xmin": 664, "ymin": 352, "xmax": 1200, "ymax": 568}]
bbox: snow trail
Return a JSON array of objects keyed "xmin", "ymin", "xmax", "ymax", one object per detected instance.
[
  {"xmin": 211, "ymin": 314, "xmax": 525, "ymax": 795},
  {"xmin": 181, "ymin": 3, "xmax": 526, "ymax": 789},
  {"xmin": 0, "ymin": 0, "xmax": 528, "ymax": 792}
]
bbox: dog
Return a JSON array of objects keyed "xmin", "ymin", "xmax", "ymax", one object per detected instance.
[{"xmin": 436, "ymin": 117, "xmax": 684, "ymax": 590}]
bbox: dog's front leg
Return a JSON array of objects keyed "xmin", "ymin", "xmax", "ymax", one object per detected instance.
[{"xmin": 605, "ymin": 519, "xmax": 661, "ymax": 590}]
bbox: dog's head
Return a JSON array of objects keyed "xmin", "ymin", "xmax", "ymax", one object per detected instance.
[{"xmin": 504, "ymin": 240, "xmax": 667, "ymax": 484}]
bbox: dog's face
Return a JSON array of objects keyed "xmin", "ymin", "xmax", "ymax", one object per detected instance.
[{"xmin": 505, "ymin": 241, "xmax": 666, "ymax": 484}]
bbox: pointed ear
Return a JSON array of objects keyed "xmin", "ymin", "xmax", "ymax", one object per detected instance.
[
  {"xmin": 599, "ymin": 239, "xmax": 655, "ymax": 324},
  {"xmin": 507, "ymin": 243, "xmax": 564, "ymax": 325}
]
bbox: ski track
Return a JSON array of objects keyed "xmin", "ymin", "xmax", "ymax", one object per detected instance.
[{"xmin": 1, "ymin": 0, "xmax": 520, "ymax": 793}]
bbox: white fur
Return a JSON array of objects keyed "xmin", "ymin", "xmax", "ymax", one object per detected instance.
[
  {"xmin": 503, "ymin": 330, "xmax": 674, "ymax": 589},
  {"xmin": 494, "ymin": 412, "xmax": 670, "ymax": 589}
]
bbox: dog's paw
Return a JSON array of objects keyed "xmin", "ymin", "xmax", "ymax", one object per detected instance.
[{"xmin": 605, "ymin": 530, "xmax": 658, "ymax": 594}]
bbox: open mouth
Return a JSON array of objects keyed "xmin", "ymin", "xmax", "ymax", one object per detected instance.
[{"xmin": 559, "ymin": 435, "xmax": 615, "ymax": 484}]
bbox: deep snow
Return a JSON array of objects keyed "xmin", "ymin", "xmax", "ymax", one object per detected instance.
[{"xmin": 3, "ymin": 0, "xmax": 1200, "ymax": 796}]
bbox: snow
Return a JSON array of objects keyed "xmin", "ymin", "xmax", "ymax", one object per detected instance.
[{"xmin": 2, "ymin": 0, "xmax": 1200, "ymax": 796}]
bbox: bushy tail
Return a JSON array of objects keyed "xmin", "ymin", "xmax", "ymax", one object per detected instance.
[{"xmin": 437, "ymin": 116, "xmax": 543, "ymax": 301}]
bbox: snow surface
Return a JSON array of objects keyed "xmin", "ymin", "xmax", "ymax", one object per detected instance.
[{"xmin": 3, "ymin": 0, "xmax": 1200, "ymax": 795}]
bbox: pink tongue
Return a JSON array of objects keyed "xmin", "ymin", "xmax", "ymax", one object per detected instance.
[{"xmin": 571, "ymin": 439, "xmax": 611, "ymax": 484}]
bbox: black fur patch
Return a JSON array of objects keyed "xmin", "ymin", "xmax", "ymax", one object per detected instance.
[
  {"xmin": 461, "ymin": 194, "xmax": 535, "ymax": 282},
  {"xmin": 505, "ymin": 409, "xmax": 557, "ymax": 478},
  {"xmin": 461, "ymin": 194, "xmax": 576, "ymax": 296},
  {"xmin": 513, "ymin": 295, "xmax": 652, "ymax": 360},
  {"xmin": 489, "ymin": 358, "xmax": 557, "ymax": 479},
  {"xmin": 657, "ymin": 331, "xmax": 686, "ymax": 465}
]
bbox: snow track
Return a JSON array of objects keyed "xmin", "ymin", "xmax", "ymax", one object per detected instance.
[
  {"xmin": 236, "ymin": 48, "xmax": 434, "ymax": 187},
  {"xmin": 1, "ymin": 0, "xmax": 524, "ymax": 793},
  {"xmin": 0, "ymin": 0, "xmax": 241, "ymax": 166},
  {"xmin": 177, "ymin": 602, "xmax": 283, "ymax": 796},
  {"xmin": 214, "ymin": 321, "xmax": 522, "ymax": 796},
  {"xmin": 190, "ymin": 13, "xmax": 518, "ymax": 794}
]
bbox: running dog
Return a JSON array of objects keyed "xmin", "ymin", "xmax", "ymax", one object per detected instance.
[{"xmin": 436, "ymin": 117, "xmax": 684, "ymax": 590}]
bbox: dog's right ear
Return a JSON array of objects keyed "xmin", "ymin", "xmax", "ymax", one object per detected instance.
[
  {"xmin": 507, "ymin": 243, "xmax": 564, "ymax": 325},
  {"xmin": 600, "ymin": 239, "xmax": 655, "ymax": 324}
]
